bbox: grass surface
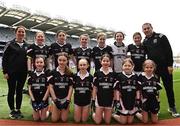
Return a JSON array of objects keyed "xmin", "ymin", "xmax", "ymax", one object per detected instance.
[{"xmin": 0, "ymin": 69, "xmax": 180, "ymax": 122}]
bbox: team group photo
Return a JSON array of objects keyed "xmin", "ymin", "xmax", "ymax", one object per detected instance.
[{"xmin": 0, "ymin": 0, "xmax": 180, "ymax": 125}]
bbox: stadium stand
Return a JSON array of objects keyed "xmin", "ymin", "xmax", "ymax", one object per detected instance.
[{"xmin": 0, "ymin": 2, "xmax": 114, "ymax": 67}]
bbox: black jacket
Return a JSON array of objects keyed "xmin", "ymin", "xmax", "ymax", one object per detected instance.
[
  {"xmin": 143, "ymin": 32, "xmax": 173, "ymax": 67},
  {"xmin": 2, "ymin": 39, "xmax": 29, "ymax": 74}
]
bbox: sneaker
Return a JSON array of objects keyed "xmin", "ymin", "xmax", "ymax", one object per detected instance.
[
  {"xmin": 9, "ymin": 110, "xmax": 17, "ymax": 119},
  {"xmin": 168, "ymin": 107, "xmax": 180, "ymax": 117},
  {"xmin": 15, "ymin": 110, "xmax": 24, "ymax": 119}
]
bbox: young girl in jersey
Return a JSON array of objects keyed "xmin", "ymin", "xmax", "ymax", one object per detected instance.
[
  {"xmin": 27, "ymin": 31, "xmax": 49, "ymax": 73},
  {"xmin": 73, "ymin": 58, "xmax": 93, "ymax": 123},
  {"xmin": 127, "ymin": 32, "xmax": 146, "ymax": 75},
  {"xmin": 110, "ymin": 31, "xmax": 127, "ymax": 73},
  {"xmin": 113, "ymin": 58, "xmax": 140, "ymax": 124},
  {"xmin": 49, "ymin": 31, "xmax": 73, "ymax": 69},
  {"xmin": 49, "ymin": 52, "xmax": 73, "ymax": 122},
  {"xmin": 92, "ymin": 32, "xmax": 113, "ymax": 71},
  {"xmin": 127, "ymin": 32, "xmax": 146, "ymax": 120},
  {"xmin": 92, "ymin": 53, "xmax": 116, "ymax": 124},
  {"xmin": 138, "ymin": 59, "xmax": 162, "ymax": 123},
  {"xmin": 73, "ymin": 34, "xmax": 93, "ymax": 73},
  {"xmin": 28, "ymin": 56, "xmax": 49, "ymax": 121}
]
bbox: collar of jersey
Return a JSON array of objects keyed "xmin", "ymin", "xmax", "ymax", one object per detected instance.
[
  {"xmin": 97, "ymin": 44, "xmax": 107, "ymax": 50},
  {"xmin": 122, "ymin": 71, "xmax": 135, "ymax": 78},
  {"xmin": 141, "ymin": 72, "xmax": 154, "ymax": 79},
  {"xmin": 100, "ymin": 67, "xmax": 113, "ymax": 74},
  {"xmin": 15, "ymin": 38, "xmax": 25, "ymax": 43},
  {"xmin": 56, "ymin": 41, "xmax": 67, "ymax": 47},
  {"xmin": 56, "ymin": 67, "xmax": 65, "ymax": 75},
  {"xmin": 114, "ymin": 42, "xmax": 125, "ymax": 47},
  {"xmin": 133, "ymin": 43, "xmax": 141, "ymax": 48},
  {"xmin": 80, "ymin": 46, "xmax": 89, "ymax": 51},
  {"xmin": 35, "ymin": 42, "xmax": 45, "ymax": 48},
  {"xmin": 34, "ymin": 69, "xmax": 45, "ymax": 76},
  {"xmin": 77, "ymin": 71, "xmax": 89, "ymax": 79},
  {"xmin": 16, "ymin": 42, "xmax": 24, "ymax": 47}
]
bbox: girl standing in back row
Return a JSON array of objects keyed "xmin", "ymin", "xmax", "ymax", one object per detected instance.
[
  {"xmin": 27, "ymin": 31, "xmax": 49, "ymax": 74},
  {"xmin": 110, "ymin": 31, "xmax": 127, "ymax": 73},
  {"xmin": 92, "ymin": 33, "xmax": 113, "ymax": 71}
]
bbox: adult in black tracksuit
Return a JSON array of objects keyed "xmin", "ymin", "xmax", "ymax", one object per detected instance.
[
  {"xmin": 142, "ymin": 23, "xmax": 179, "ymax": 117},
  {"xmin": 2, "ymin": 26, "xmax": 28, "ymax": 119}
]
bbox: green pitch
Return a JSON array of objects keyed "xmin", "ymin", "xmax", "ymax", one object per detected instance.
[{"xmin": 0, "ymin": 69, "xmax": 180, "ymax": 122}]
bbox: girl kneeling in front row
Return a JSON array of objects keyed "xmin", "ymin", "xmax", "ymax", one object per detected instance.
[
  {"xmin": 92, "ymin": 54, "xmax": 116, "ymax": 124},
  {"xmin": 138, "ymin": 59, "xmax": 162, "ymax": 123},
  {"xmin": 49, "ymin": 53, "xmax": 73, "ymax": 122},
  {"xmin": 113, "ymin": 58, "xmax": 140, "ymax": 124},
  {"xmin": 73, "ymin": 59, "xmax": 93, "ymax": 123},
  {"xmin": 28, "ymin": 56, "xmax": 49, "ymax": 121}
]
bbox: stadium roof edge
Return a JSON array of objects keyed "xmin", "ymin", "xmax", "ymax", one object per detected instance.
[{"xmin": 0, "ymin": 3, "xmax": 115, "ymax": 39}]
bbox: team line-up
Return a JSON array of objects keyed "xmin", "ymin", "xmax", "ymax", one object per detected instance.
[{"xmin": 2, "ymin": 23, "xmax": 179, "ymax": 125}]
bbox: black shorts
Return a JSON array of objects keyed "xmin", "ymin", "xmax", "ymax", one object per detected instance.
[
  {"xmin": 74, "ymin": 100, "xmax": 91, "ymax": 107},
  {"xmin": 142, "ymin": 99, "xmax": 160, "ymax": 114}
]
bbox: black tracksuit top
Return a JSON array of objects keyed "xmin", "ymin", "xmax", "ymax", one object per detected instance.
[
  {"xmin": 143, "ymin": 32, "xmax": 173, "ymax": 67},
  {"xmin": 2, "ymin": 39, "xmax": 29, "ymax": 74}
]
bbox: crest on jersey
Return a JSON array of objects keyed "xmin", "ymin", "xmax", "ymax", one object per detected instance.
[
  {"xmin": 136, "ymin": 49, "xmax": 139, "ymax": 53},
  {"xmin": 65, "ymin": 48, "xmax": 69, "ymax": 52},
  {"xmin": 82, "ymin": 52, "xmax": 85, "ymax": 55},
  {"xmin": 127, "ymin": 79, "xmax": 131, "ymax": 84},
  {"xmin": 66, "ymin": 77, "xmax": 69, "ymax": 82},
  {"xmin": 41, "ymin": 78, "xmax": 45, "ymax": 83},
  {"xmin": 60, "ymin": 77, "xmax": 64, "ymax": 82},
  {"xmin": 80, "ymin": 81, "xmax": 84, "ymax": 86},
  {"xmin": 153, "ymin": 39, "xmax": 157, "ymax": 44},
  {"xmin": 104, "ymin": 76, "xmax": 108, "ymax": 82}
]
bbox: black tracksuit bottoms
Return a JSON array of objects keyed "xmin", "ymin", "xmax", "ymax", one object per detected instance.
[
  {"xmin": 156, "ymin": 66, "xmax": 175, "ymax": 108},
  {"xmin": 7, "ymin": 72, "xmax": 27, "ymax": 110}
]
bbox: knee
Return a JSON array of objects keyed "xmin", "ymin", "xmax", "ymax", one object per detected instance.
[
  {"xmin": 127, "ymin": 120, "xmax": 133, "ymax": 124},
  {"xmin": 152, "ymin": 120, "xmax": 158, "ymax": 124},
  {"xmin": 61, "ymin": 117, "xmax": 68, "ymax": 122},
  {"xmin": 120, "ymin": 120, "xmax": 127, "ymax": 125},
  {"xmin": 33, "ymin": 117, "xmax": 40, "ymax": 121},
  {"xmin": 143, "ymin": 119, "xmax": 148, "ymax": 124},
  {"xmin": 92, "ymin": 113, "xmax": 102, "ymax": 124},
  {"xmin": 94, "ymin": 120, "xmax": 102, "ymax": 125},
  {"xmin": 41, "ymin": 116, "xmax": 47, "ymax": 121},
  {"xmin": 104, "ymin": 120, "xmax": 111, "ymax": 124},
  {"xmin": 51, "ymin": 117, "xmax": 59, "ymax": 122},
  {"xmin": 82, "ymin": 116, "xmax": 88, "ymax": 122},
  {"xmin": 74, "ymin": 117, "xmax": 81, "ymax": 123},
  {"xmin": 82, "ymin": 118, "xmax": 88, "ymax": 123},
  {"xmin": 74, "ymin": 120, "xmax": 81, "ymax": 123}
]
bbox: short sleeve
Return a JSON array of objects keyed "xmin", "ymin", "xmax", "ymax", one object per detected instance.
[
  {"xmin": 69, "ymin": 75, "xmax": 74, "ymax": 86},
  {"xmin": 156, "ymin": 82, "xmax": 162, "ymax": 91},
  {"xmin": 93, "ymin": 72, "xmax": 98, "ymax": 87},
  {"xmin": 89, "ymin": 75, "xmax": 94, "ymax": 90},
  {"xmin": 114, "ymin": 80, "xmax": 120, "ymax": 90},
  {"xmin": 27, "ymin": 76, "xmax": 32, "ymax": 85},
  {"xmin": 48, "ymin": 75, "xmax": 54, "ymax": 85},
  {"xmin": 26, "ymin": 45, "xmax": 33, "ymax": 58}
]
